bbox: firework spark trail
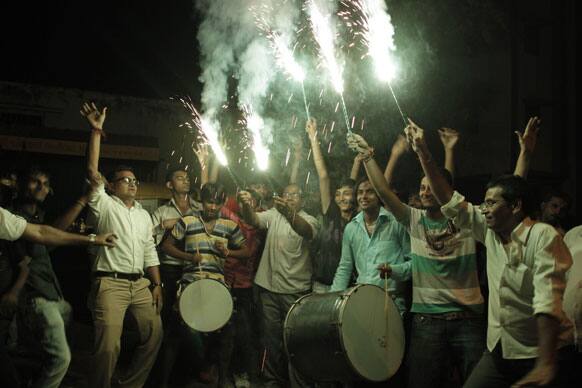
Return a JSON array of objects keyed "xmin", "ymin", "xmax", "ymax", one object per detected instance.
[
  {"xmin": 355, "ymin": 0, "xmax": 407, "ymax": 125},
  {"xmin": 308, "ymin": 0, "xmax": 353, "ymax": 134},
  {"xmin": 177, "ymin": 97, "xmax": 229, "ymax": 166},
  {"xmin": 241, "ymin": 105, "xmax": 270, "ymax": 171}
]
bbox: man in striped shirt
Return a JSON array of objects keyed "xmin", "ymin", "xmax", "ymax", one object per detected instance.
[{"xmin": 348, "ymin": 130, "xmax": 485, "ymax": 388}]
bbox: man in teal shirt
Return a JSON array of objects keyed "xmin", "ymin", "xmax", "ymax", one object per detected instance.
[{"xmin": 331, "ymin": 178, "xmax": 411, "ymax": 315}]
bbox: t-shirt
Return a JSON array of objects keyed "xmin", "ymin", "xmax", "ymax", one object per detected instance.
[
  {"xmin": 254, "ymin": 208, "xmax": 320, "ymax": 293},
  {"xmin": 312, "ymin": 205, "xmax": 351, "ymax": 285},
  {"xmin": 171, "ymin": 213, "xmax": 245, "ymax": 284},
  {"xmin": 0, "ymin": 207, "xmax": 27, "ymax": 241},
  {"xmin": 391, "ymin": 206, "xmax": 484, "ymax": 314}
]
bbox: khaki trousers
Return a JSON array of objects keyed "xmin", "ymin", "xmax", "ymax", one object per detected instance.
[{"xmin": 88, "ymin": 277, "xmax": 163, "ymax": 388}]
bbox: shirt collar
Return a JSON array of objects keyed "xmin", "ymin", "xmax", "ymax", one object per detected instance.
[
  {"xmin": 111, "ymin": 195, "xmax": 142, "ymax": 209},
  {"xmin": 510, "ymin": 217, "xmax": 537, "ymax": 246},
  {"xmin": 354, "ymin": 207, "xmax": 392, "ymax": 224}
]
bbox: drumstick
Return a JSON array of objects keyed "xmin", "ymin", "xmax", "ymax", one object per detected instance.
[
  {"xmin": 195, "ymin": 239, "xmax": 203, "ymax": 274},
  {"xmin": 261, "ymin": 348, "xmax": 267, "ymax": 373}
]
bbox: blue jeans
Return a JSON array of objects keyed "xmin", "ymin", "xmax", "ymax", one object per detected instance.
[
  {"xmin": 407, "ymin": 313, "xmax": 485, "ymax": 388},
  {"xmin": 19, "ymin": 297, "xmax": 71, "ymax": 388}
]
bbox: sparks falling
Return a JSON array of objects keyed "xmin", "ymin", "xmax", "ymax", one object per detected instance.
[
  {"xmin": 178, "ymin": 97, "xmax": 228, "ymax": 166},
  {"xmin": 241, "ymin": 105, "xmax": 270, "ymax": 171}
]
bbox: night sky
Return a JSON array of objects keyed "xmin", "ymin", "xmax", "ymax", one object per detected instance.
[{"xmin": 1, "ymin": 0, "xmax": 201, "ymax": 99}]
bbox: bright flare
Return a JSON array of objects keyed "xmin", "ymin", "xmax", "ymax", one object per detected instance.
[
  {"xmin": 243, "ymin": 106, "xmax": 270, "ymax": 171},
  {"xmin": 272, "ymin": 34, "xmax": 305, "ymax": 82},
  {"xmin": 308, "ymin": 0, "xmax": 344, "ymax": 93},
  {"xmin": 360, "ymin": 0, "xmax": 398, "ymax": 82},
  {"xmin": 199, "ymin": 117, "xmax": 229, "ymax": 166}
]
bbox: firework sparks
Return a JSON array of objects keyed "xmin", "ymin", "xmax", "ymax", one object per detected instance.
[{"xmin": 241, "ymin": 105, "xmax": 270, "ymax": 171}]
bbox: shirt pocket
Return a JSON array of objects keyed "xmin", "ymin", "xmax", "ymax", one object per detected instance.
[{"xmin": 503, "ymin": 263, "xmax": 532, "ymax": 295}]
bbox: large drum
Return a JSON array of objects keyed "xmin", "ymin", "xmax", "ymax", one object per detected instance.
[
  {"xmin": 284, "ymin": 284, "xmax": 405, "ymax": 382},
  {"xmin": 178, "ymin": 277, "xmax": 233, "ymax": 332}
]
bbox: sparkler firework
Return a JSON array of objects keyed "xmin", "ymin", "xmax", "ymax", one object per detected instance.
[{"xmin": 241, "ymin": 105, "xmax": 270, "ymax": 171}]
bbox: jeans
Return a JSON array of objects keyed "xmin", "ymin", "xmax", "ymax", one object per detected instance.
[
  {"xmin": 18, "ymin": 297, "xmax": 72, "ymax": 388},
  {"xmin": 407, "ymin": 313, "xmax": 485, "ymax": 388},
  {"xmin": 259, "ymin": 288, "xmax": 311, "ymax": 388}
]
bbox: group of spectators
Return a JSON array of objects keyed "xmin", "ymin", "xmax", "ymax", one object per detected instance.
[{"xmin": 0, "ymin": 103, "xmax": 580, "ymax": 388}]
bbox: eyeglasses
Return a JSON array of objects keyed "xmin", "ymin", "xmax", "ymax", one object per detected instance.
[
  {"xmin": 282, "ymin": 192, "xmax": 301, "ymax": 199},
  {"xmin": 114, "ymin": 177, "xmax": 140, "ymax": 186},
  {"xmin": 479, "ymin": 200, "xmax": 505, "ymax": 212}
]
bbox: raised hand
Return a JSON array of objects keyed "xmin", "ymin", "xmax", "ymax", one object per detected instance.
[
  {"xmin": 193, "ymin": 142, "xmax": 210, "ymax": 168},
  {"xmin": 404, "ymin": 118, "xmax": 430, "ymax": 160},
  {"xmin": 305, "ymin": 117, "xmax": 317, "ymax": 140},
  {"xmin": 515, "ymin": 116, "xmax": 541, "ymax": 154},
  {"xmin": 438, "ymin": 127, "xmax": 460, "ymax": 150},
  {"xmin": 391, "ymin": 134, "xmax": 410, "ymax": 156},
  {"xmin": 273, "ymin": 195, "xmax": 293, "ymax": 218},
  {"xmin": 347, "ymin": 133, "xmax": 372, "ymax": 154},
  {"xmin": 237, "ymin": 190, "xmax": 253, "ymax": 208},
  {"xmin": 80, "ymin": 102, "xmax": 107, "ymax": 130}
]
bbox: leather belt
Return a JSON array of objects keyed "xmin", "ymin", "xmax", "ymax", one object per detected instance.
[
  {"xmin": 94, "ymin": 271, "xmax": 142, "ymax": 281},
  {"xmin": 420, "ymin": 311, "xmax": 482, "ymax": 321}
]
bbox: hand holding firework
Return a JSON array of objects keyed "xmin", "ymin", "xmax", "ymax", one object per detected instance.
[
  {"xmin": 305, "ymin": 117, "xmax": 318, "ymax": 140},
  {"xmin": 347, "ymin": 133, "xmax": 374, "ymax": 160},
  {"xmin": 405, "ymin": 119, "xmax": 431, "ymax": 161}
]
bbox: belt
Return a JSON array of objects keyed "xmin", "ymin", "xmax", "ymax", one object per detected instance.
[
  {"xmin": 419, "ymin": 311, "xmax": 482, "ymax": 321},
  {"xmin": 94, "ymin": 271, "xmax": 142, "ymax": 281}
]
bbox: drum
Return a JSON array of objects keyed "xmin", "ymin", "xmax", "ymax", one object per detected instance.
[
  {"xmin": 178, "ymin": 277, "xmax": 233, "ymax": 332},
  {"xmin": 284, "ymin": 284, "xmax": 405, "ymax": 382}
]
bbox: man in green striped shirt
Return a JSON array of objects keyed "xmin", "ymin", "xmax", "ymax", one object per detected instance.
[{"xmin": 348, "ymin": 129, "xmax": 485, "ymax": 388}]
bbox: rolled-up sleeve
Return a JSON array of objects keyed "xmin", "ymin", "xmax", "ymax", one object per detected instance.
[
  {"xmin": 532, "ymin": 227, "xmax": 572, "ymax": 318},
  {"xmin": 330, "ymin": 224, "xmax": 355, "ymax": 292},
  {"xmin": 143, "ymin": 215, "xmax": 160, "ymax": 268},
  {"xmin": 441, "ymin": 191, "xmax": 487, "ymax": 243},
  {"xmin": 87, "ymin": 183, "xmax": 112, "ymax": 217},
  {"xmin": 0, "ymin": 207, "xmax": 27, "ymax": 241}
]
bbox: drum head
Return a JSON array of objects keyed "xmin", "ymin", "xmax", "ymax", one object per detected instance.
[
  {"xmin": 340, "ymin": 284, "xmax": 405, "ymax": 382},
  {"xmin": 179, "ymin": 278, "xmax": 233, "ymax": 332}
]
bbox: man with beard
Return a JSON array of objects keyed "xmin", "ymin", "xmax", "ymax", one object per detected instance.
[
  {"xmin": 539, "ymin": 188, "xmax": 571, "ymax": 236},
  {"xmin": 402, "ymin": 121, "xmax": 576, "ymax": 387},
  {"xmin": 348, "ymin": 128, "xmax": 485, "ymax": 388},
  {"xmin": 238, "ymin": 183, "xmax": 320, "ymax": 388},
  {"xmin": 330, "ymin": 178, "xmax": 410, "ymax": 315},
  {"xmin": 82, "ymin": 102, "xmax": 163, "ymax": 388}
]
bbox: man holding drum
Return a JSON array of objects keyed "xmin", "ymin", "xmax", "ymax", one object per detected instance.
[{"xmin": 162, "ymin": 182, "xmax": 250, "ymax": 386}]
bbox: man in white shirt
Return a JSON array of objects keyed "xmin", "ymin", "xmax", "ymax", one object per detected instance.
[
  {"xmin": 404, "ymin": 121, "xmax": 577, "ymax": 387},
  {"xmin": 82, "ymin": 102, "xmax": 163, "ymax": 388},
  {"xmin": 238, "ymin": 184, "xmax": 320, "ymax": 388}
]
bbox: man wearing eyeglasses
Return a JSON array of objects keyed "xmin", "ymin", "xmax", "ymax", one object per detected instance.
[
  {"xmin": 402, "ymin": 121, "xmax": 576, "ymax": 388},
  {"xmin": 82, "ymin": 102, "xmax": 163, "ymax": 388},
  {"xmin": 238, "ymin": 183, "xmax": 320, "ymax": 387}
]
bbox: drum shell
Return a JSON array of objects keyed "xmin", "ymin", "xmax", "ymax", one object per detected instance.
[{"xmin": 284, "ymin": 291, "xmax": 356, "ymax": 382}]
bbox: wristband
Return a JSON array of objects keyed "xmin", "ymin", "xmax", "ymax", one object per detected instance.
[{"xmin": 92, "ymin": 127, "xmax": 107, "ymax": 139}]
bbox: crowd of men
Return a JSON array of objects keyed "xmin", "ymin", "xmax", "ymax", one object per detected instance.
[{"xmin": 0, "ymin": 103, "xmax": 580, "ymax": 388}]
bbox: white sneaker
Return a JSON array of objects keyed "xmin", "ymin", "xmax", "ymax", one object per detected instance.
[{"xmin": 233, "ymin": 372, "xmax": 251, "ymax": 388}]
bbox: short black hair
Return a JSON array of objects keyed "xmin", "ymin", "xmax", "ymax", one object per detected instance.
[
  {"xmin": 200, "ymin": 182, "xmax": 226, "ymax": 203},
  {"xmin": 107, "ymin": 165, "xmax": 135, "ymax": 183},
  {"xmin": 18, "ymin": 166, "xmax": 50, "ymax": 196},
  {"xmin": 486, "ymin": 174, "xmax": 534, "ymax": 216},
  {"xmin": 245, "ymin": 187, "xmax": 261, "ymax": 203},
  {"xmin": 540, "ymin": 187, "xmax": 571, "ymax": 208},
  {"xmin": 165, "ymin": 167, "xmax": 187, "ymax": 183},
  {"xmin": 335, "ymin": 178, "xmax": 356, "ymax": 192},
  {"xmin": 421, "ymin": 167, "xmax": 453, "ymax": 187}
]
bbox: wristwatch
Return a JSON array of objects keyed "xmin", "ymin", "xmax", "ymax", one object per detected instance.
[
  {"xmin": 152, "ymin": 282, "xmax": 164, "ymax": 288},
  {"xmin": 88, "ymin": 234, "xmax": 97, "ymax": 245}
]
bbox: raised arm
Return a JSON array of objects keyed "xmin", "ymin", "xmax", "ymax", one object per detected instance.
[
  {"xmin": 289, "ymin": 136, "xmax": 303, "ymax": 185},
  {"xmin": 273, "ymin": 196, "xmax": 316, "ymax": 240},
  {"xmin": 52, "ymin": 191, "xmax": 91, "ymax": 231},
  {"xmin": 22, "ymin": 223, "xmax": 116, "ymax": 247},
  {"xmin": 513, "ymin": 116, "xmax": 540, "ymax": 179},
  {"xmin": 194, "ymin": 142, "xmax": 210, "ymax": 187},
  {"xmin": 237, "ymin": 191, "xmax": 261, "ymax": 228},
  {"xmin": 438, "ymin": 127, "xmax": 460, "ymax": 179},
  {"xmin": 347, "ymin": 134, "xmax": 408, "ymax": 221},
  {"xmin": 405, "ymin": 119, "xmax": 454, "ymax": 205},
  {"xmin": 305, "ymin": 118, "xmax": 331, "ymax": 214},
  {"xmin": 384, "ymin": 135, "xmax": 409, "ymax": 187},
  {"xmin": 81, "ymin": 102, "xmax": 108, "ymax": 187},
  {"xmin": 350, "ymin": 154, "xmax": 363, "ymax": 181}
]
